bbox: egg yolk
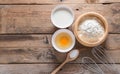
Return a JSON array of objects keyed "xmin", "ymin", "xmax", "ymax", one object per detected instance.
[
  {"xmin": 60, "ymin": 36, "xmax": 69, "ymax": 46},
  {"xmin": 55, "ymin": 32, "xmax": 72, "ymax": 50}
]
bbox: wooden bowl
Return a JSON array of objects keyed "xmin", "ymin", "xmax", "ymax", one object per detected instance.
[{"xmin": 73, "ymin": 12, "xmax": 108, "ymax": 47}]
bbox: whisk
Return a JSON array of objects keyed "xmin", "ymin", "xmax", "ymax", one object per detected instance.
[
  {"xmin": 92, "ymin": 46, "xmax": 120, "ymax": 74},
  {"xmin": 82, "ymin": 57, "xmax": 105, "ymax": 74}
]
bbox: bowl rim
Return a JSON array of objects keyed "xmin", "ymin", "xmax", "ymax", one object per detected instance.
[
  {"xmin": 52, "ymin": 29, "xmax": 76, "ymax": 53},
  {"xmin": 73, "ymin": 12, "xmax": 108, "ymax": 47},
  {"xmin": 51, "ymin": 5, "xmax": 74, "ymax": 28}
]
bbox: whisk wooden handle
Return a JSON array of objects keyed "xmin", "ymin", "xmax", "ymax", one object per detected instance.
[{"xmin": 51, "ymin": 60, "xmax": 67, "ymax": 74}]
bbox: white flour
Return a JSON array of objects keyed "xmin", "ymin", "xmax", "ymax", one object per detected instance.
[
  {"xmin": 70, "ymin": 50, "xmax": 79, "ymax": 58},
  {"xmin": 78, "ymin": 19, "xmax": 104, "ymax": 43}
]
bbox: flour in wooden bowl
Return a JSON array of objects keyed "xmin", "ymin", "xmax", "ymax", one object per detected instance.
[{"xmin": 78, "ymin": 19, "xmax": 105, "ymax": 43}]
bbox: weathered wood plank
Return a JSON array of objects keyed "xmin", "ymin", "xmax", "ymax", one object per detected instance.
[
  {"xmin": 106, "ymin": 34, "xmax": 120, "ymax": 50},
  {"xmin": 0, "ymin": 35, "xmax": 52, "ymax": 48},
  {"xmin": 0, "ymin": 47, "xmax": 120, "ymax": 64},
  {"xmin": 0, "ymin": 47, "xmax": 67, "ymax": 64},
  {"xmin": 0, "ymin": 3, "xmax": 120, "ymax": 34},
  {"xmin": 0, "ymin": 34, "xmax": 119, "ymax": 63},
  {"xmin": 0, "ymin": 64, "xmax": 119, "ymax": 74},
  {"xmin": 0, "ymin": 0, "xmax": 119, "ymax": 4},
  {"xmin": 0, "ymin": 34, "xmax": 119, "ymax": 49},
  {"xmin": 0, "ymin": 0, "xmax": 58, "ymax": 4}
]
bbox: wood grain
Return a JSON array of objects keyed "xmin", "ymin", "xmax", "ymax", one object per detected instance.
[
  {"xmin": 0, "ymin": 0, "xmax": 119, "ymax": 74},
  {"xmin": 106, "ymin": 34, "xmax": 120, "ymax": 50},
  {"xmin": 0, "ymin": 0, "xmax": 119, "ymax": 4},
  {"xmin": 0, "ymin": 64, "xmax": 119, "ymax": 74},
  {"xmin": 0, "ymin": 34, "xmax": 119, "ymax": 49},
  {"xmin": 0, "ymin": 34, "xmax": 119, "ymax": 63},
  {"xmin": 0, "ymin": 35, "xmax": 52, "ymax": 48},
  {"xmin": 0, "ymin": 3, "xmax": 119, "ymax": 34}
]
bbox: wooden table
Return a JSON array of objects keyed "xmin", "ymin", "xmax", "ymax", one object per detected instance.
[{"xmin": 0, "ymin": 0, "xmax": 120, "ymax": 74}]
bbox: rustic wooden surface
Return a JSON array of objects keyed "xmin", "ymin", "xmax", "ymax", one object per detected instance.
[{"xmin": 0, "ymin": 0, "xmax": 120, "ymax": 74}]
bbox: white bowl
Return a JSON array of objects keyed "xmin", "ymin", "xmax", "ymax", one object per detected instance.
[
  {"xmin": 52, "ymin": 29, "xmax": 75, "ymax": 53},
  {"xmin": 51, "ymin": 5, "xmax": 74, "ymax": 28}
]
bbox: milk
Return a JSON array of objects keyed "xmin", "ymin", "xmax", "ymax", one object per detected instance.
[{"xmin": 52, "ymin": 9, "xmax": 74, "ymax": 28}]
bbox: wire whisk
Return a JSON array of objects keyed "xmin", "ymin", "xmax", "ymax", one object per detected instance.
[
  {"xmin": 82, "ymin": 57, "xmax": 105, "ymax": 74},
  {"xmin": 92, "ymin": 46, "xmax": 120, "ymax": 74}
]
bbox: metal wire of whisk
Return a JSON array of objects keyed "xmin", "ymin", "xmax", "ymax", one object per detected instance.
[
  {"xmin": 92, "ymin": 46, "xmax": 120, "ymax": 74},
  {"xmin": 82, "ymin": 57, "xmax": 105, "ymax": 74}
]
